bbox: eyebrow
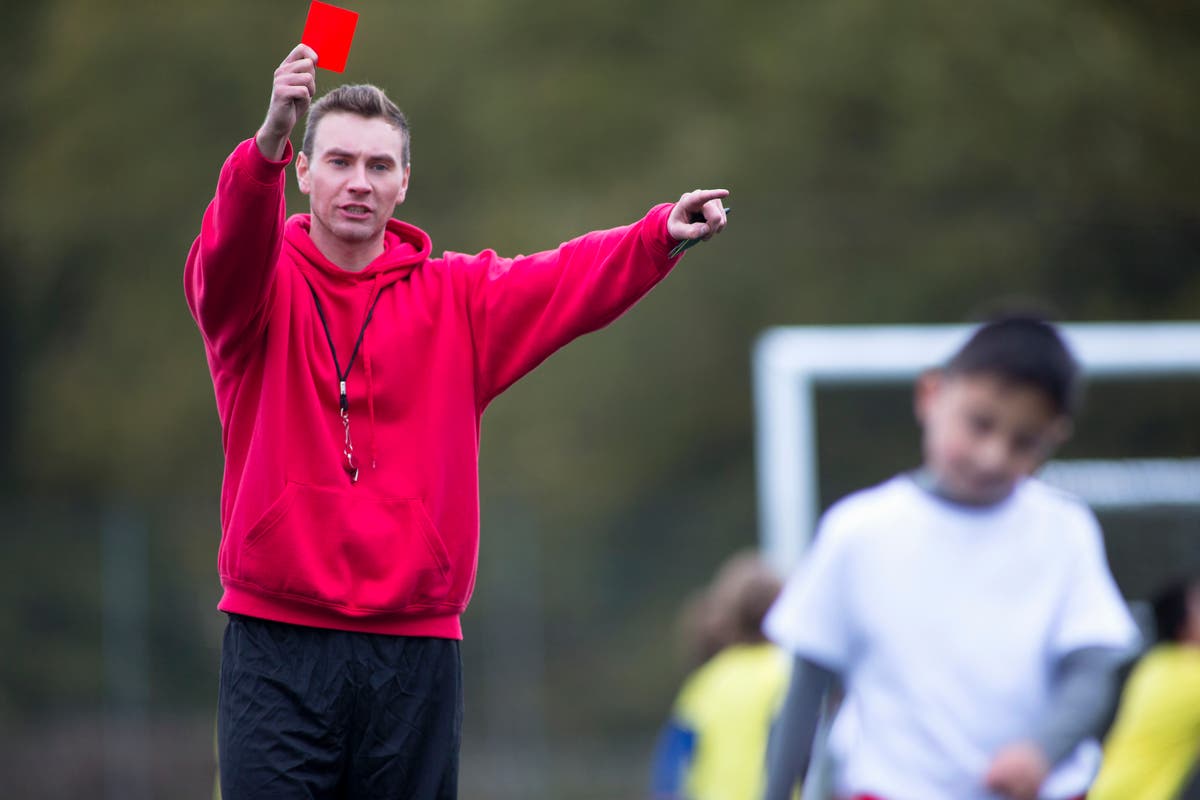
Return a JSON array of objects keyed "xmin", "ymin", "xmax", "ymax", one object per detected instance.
[{"xmin": 323, "ymin": 148, "xmax": 397, "ymax": 165}]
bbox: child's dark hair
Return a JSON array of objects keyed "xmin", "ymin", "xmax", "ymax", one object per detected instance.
[
  {"xmin": 1152, "ymin": 574, "xmax": 1199, "ymax": 644},
  {"xmin": 945, "ymin": 314, "xmax": 1081, "ymax": 416}
]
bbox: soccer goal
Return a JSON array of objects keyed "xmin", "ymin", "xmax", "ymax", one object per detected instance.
[{"xmin": 752, "ymin": 322, "xmax": 1200, "ymax": 576}]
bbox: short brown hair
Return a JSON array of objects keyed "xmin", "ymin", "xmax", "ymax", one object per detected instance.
[
  {"xmin": 301, "ymin": 84, "xmax": 410, "ymax": 167},
  {"xmin": 704, "ymin": 551, "xmax": 783, "ymax": 648}
]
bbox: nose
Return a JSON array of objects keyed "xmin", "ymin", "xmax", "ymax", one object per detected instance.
[
  {"xmin": 974, "ymin": 435, "xmax": 1011, "ymax": 475},
  {"xmin": 347, "ymin": 163, "xmax": 372, "ymax": 193}
]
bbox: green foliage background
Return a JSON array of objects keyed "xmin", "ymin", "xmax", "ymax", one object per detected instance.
[{"xmin": 1, "ymin": 1, "xmax": 1198, "ymax": 796}]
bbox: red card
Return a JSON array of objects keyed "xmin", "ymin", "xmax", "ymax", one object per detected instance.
[{"xmin": 301, "ymin": 1, "xmax": 359, "ymax": 73}]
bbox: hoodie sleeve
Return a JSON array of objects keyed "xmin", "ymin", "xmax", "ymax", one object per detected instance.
[
  {"xmin": 184, "ymin": 137, "xmax": 291, "ymax": 369},
  {"xmin": 458, "ymin": 202, "xmax": 683, "ymax": 407}
]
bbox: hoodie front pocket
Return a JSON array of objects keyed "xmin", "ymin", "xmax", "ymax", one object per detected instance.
[{"xmin": 237, "ymin": 482, "xmax": 453, "ymax": 613}]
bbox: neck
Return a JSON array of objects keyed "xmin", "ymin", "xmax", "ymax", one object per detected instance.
[
  {"xmin": 310, "ymin": 225, "xmax": 386, "ymax": 273},
  {"xmin": 909, "ymin": 467, "xmax": 1012, "ymax": 509}
]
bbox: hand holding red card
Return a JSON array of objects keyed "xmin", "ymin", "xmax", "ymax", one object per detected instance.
[{"xmin": 302, "ymin": 1, "xmax": 359, "ymax": 73}]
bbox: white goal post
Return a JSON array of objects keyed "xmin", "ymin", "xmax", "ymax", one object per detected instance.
[{"xmin": 753, "ymin": 322, "xmax": 1200, "ymax": 575}]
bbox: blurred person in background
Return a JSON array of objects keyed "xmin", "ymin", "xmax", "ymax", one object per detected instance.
[
  {"xmin": 651, "ymin": 550, "xmax": 790, "ymax": 800},
  {"xmin": 760, "ymin": 314, "xmax": 1139, "ymax": 800},
  {"xmin": 1089, "ymin": 571, "xmax": 1200, "ymax": 800},
  {"xmin": 185, "ymin": 43, "xmax": 729, "ymax": 800}
]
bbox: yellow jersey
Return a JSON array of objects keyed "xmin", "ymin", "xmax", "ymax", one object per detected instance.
[
  {"xmin": 672, "ymin": 642, "xmax": 791, "ymax": 800},
  {"xmin": 1089, "ymin": 644, "xmax": 1200, "ymax": 800}
]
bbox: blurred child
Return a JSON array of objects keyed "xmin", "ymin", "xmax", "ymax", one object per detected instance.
[
  {"xmin": 761, "ymin": 314, "xmax": 1140, "ymax": 800},
  {"xmin": 1089, "ymin": 572, "xmax": 1200, "ymax": 800},
  {"xmin": 651, "ymin": 551, "xmax": 790, "ymax": 800}
]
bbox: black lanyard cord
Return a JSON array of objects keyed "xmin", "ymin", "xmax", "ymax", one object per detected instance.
[
  {"xmin": 303, "ymin": 276, "xmax": 384, "ymax": 412},
  {"xmin": 302, "ymin": 275, "xmax": 387, "ymax": 484}
]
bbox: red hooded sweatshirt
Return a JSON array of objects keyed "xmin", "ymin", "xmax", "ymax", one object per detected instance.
[{"xmin": 185, "ymin": 138, "xmax": 683, "ymax": 638}]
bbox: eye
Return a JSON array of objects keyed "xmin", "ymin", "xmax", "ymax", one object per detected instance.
[
  {"xmin": 1011, "ymin": 434, "xmax": 1040, "ymax": 455},
  {"xmin": 968, "ymin": 414, "xmax": 994, "ymax": 436},
  {"xmin": 370, "ymin": 162, "xmax": 392, "ymax": 172},
  {"xmin": 330, "ymin": 158, "xmax": 348, "ymax": 167}
]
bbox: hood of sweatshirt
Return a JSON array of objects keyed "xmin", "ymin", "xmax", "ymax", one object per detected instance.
[{"xmin": 282, "ymin": 214, "xmax": 433, "ymax": 285}]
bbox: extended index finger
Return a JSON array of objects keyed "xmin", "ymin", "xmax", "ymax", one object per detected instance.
[{"xmin": 685, "ymin": 189, "xmax": 730, "ymax": 209}]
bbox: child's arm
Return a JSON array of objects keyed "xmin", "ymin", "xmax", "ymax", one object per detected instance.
[
  {"xmin": 763, "ymin": 656, "xmax": 835, "ymax": 800},
  {"xmin": 985, "ymin": 645, "xmax": 1133, "ymax": 799},
  {"xmin": 649, "ymin": 718, "xmax": 696, "ymax": 799},
  {"xmin": 1031, "ymin": 645, "xmax": 1133, "ymax": 761}
]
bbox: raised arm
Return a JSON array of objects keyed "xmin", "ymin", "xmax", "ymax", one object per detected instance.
[
  {"xmin": 255, "ymin": 45, "xmax": 318, "ymax": 160},
  {"xmin": 463, "ymin": 189, "xmax": 729, "ymax": 406},
  {"xmin": 184, "ymin": 45, "xmax": 317, "ymax": 366}
]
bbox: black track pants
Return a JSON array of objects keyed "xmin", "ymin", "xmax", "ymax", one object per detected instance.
[{"xmin": 218, "ymin": 614, "xmax": 463, "ymax": 800}]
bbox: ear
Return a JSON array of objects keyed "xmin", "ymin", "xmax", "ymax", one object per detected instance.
[
  {"xmin": 1031, "ymin": 416, "xmax": 1073, "ymax": 467},
  {"xmin": 1047, "ymin": 416, "xmax": 1074, "ymax": 449},
  {"xmin": 394, "ymin": 163, "xmax": 411, "ymax": 208},
  {"xmin": 913, "ymin": 369, "xmax": 942, "ymax": 425},
  {"xmin": 296, "ymin": 152, "xmax": 312, "ymax": 196}
]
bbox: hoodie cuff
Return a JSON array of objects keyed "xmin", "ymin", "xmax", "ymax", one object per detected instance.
[
  {"xmin": 639, "ymin": 202, "xmax": 681, "ymax": 264},
  {"xmin": 236, "ymin": 137, "xmax": 293, "ymax": 186}
]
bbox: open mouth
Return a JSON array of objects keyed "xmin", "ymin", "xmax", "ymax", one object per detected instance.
[{"xmin": 340, "ymin": 204, "xmax": 372, "ymax": 218}]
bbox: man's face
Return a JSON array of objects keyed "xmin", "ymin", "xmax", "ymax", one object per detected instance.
[
  {"xmin": 915, "ymin": 371, "xmax": 1069, "ymax": 506},
  {"xmin": 296, "ymin": 111, "xmax": 410, "ymax": 251}
]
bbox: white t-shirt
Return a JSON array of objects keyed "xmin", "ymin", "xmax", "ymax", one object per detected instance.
[{"xmin": 764, "ymin": 475, "xmax": 1139, "ymax": 800}]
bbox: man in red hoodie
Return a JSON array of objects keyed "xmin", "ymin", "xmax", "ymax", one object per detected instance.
[{"xmin": 186, "ymin": 44, "xmax": 729, "ymax": 799}]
